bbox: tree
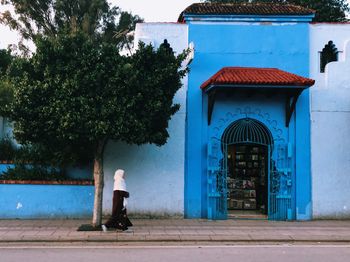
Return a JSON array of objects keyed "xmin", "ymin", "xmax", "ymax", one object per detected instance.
[
  {"xmin": 202, "ymin": 0, "xmax": 350, "ymax": 22},
  {"xmin": 0, "ymin": 49, "xmax": 13, "ymax": 116},
  {"xmin": 0, "ymin": 0, "xmax": 147, "ymax": 227},
  {"xmin": 7, "ymin": 34, "xmax": 188, "ymax": 227},
  {"xmin": 0, "ymin": 0, "xmax": 143, "ymax": 50}
]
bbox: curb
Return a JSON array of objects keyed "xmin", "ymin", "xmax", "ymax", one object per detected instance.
[{"xmin": 2, "ymin": 238, "xmax": 350, "ymax": 244}]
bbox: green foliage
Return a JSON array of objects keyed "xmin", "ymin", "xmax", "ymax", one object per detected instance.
[
  {"xmin": 0, "ymin": 49, "xmax": 14, "ymax": 116},
  {"xmin": 7, "ymin": 33, "xmax": 188, "ymax": 159},
  {"xmin": 0, "ymin": 80, "xmax": 13, "ymax": 116},
  {"xmin": 124, "ymin": 42, "xmax": 188, "ymax": 145},
  {"xmin": 202, "ymin": 0, "xmax": 350, "ymax": 22},
  {"xmin": 0, "ymin": 0, "xmax": 143, "ymax": 46},
  {"xmin": 14, "ymin": 143, "xmax": 93, "ymax": 167},
  {"xmin": 289, "ymin": 0, "xmax": 349, "ymax": 22},
  {"xmin": 0, "ymin": 137, "xmax": 16, "ymax": 161},
  {"xmin": 1, "ymin": 164, "xmax": 66, "ymax": 181},
  {"xmin": 0, "ymin": 49, "xmax": 12, "ymax": 74},
  {"xmin": 0, "ymin": 137, "xmax": 90, "ymax": 166},
  {"xmin": 1, "ymin": 0, "xmax": 181, "ymax": 226},
  {"xmin": 114, "ymin": 11, "xmax": 143, "ymax": 53}
]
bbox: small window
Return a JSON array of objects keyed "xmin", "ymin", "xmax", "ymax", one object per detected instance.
[{"xmin": 320, "ymin": 41, "xmax": 338, "ymax": 73}]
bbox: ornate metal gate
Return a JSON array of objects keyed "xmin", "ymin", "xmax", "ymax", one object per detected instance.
[
  {"xmin": 207, "ymin": 118, "xmax": 294, "ymax": 220},
  {"xmin": 207, "ymin": 137, "xmax": 227, "ymax": 220},
  {"xmin": 268, "ymin": 143, "xmax": 294, "ymax": 221}
]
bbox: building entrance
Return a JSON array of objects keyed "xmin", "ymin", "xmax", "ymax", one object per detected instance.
[
  {"xmin": 226, "ymin": 144, "xmax": 268, "ymax": 219},
  {"xmin": 208, "ymin": 117, "xmax": 295, "ymax": 220},
  {"xmin": 220, "ymin": 118, "xmax": 273, "ymax": 220}
]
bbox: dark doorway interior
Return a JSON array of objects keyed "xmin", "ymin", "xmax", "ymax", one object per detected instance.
[{"xmin": 226, "ymin": 144, "xmax": 268, "ymax": 219}]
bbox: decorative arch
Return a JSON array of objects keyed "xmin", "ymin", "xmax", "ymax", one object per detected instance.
[
  {"xmin": 207, "ymin": 108, "xmax": 294, "ymax": 221},
  {"xmin": 210, "ymin": 107, "xmax": 285, "ymax": 145},
  {"xmin": 221, "ymin": 118, "xmax": 273, "ymax": 146},
  {"xmin": 320, "ymin": 41, "xmax": 338, "ymax": 73}
]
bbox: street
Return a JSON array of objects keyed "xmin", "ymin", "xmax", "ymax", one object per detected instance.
[{"xmin": 1, "ymin": 244, "xmax": 350, "ymax": 262}]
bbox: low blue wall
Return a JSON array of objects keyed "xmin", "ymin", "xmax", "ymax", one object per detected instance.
[
  {"xmin": 0, "ymin": 184, "xmax": 94, "ymax": 219},
  {"xmin": 0, "ymin": 163, "xmax": 14, "ymax": 173}
]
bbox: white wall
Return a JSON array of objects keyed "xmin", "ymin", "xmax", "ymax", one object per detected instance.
[
  {"xmin": 310, "ymin": 24, "xmax": 350, "ymax": 218},
  {"xmin": 103, "ymin": 23, "xmax": 188, "ymax": 216}
]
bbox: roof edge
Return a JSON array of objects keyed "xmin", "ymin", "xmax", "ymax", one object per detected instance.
[
  {"xmin": 200, "ymin": 67, "xmax": 315, "ymax": 90},
  {"xmin": 178, "ymin": 2, "xmax": 315, "ymax": 23},
  {"xmin": 180, "ymin": 14, "xmax": 315, "ymax": 23}
]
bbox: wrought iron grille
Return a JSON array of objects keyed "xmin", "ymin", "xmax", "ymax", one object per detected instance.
[{"xmin": 221, "ymin": 118, "xmax": 273, "ymax": 146}]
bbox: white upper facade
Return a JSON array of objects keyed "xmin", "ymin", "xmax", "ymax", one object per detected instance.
[{"xmin": 310, "ymin": 23, "xmax": 350, "ymax": 218}]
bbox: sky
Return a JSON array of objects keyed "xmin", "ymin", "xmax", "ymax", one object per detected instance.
[
  {"xmin": 0, "ymin": 0, "xmax": 350, "ymax": 49},
  {"xmin": 0, "ymin": 0, "xmax": 195, "ymax": 49}
]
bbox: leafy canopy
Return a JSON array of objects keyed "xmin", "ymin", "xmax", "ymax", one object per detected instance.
[
  {"xmin": 202, "ymin": 0, "xmax": 350, "ymax": 22},
  {"xmin": 7, "ymin": 33, "xmax": 187, "ymax": 159},
  {"xmin": 0, "ymin": 0, "xmax": 143, "ymax": 51},
  {"xmin": 0, "ymin": 49, "xmax": 13, "ymax": 116},
  {"xmin": 1, "ymin": 0, "xmax": 184, "ymax": 227}
]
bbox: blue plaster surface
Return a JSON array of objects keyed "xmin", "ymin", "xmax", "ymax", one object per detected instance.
[
  {"xmin": 66, "ymin": 165, "xmax": 93, "ymax": 180},
  {"xmin": 0, "ymin": 164, "xmax": 14, "ymax": 174},
  {"xmin": 0, "ymin": 184, "xmax": 94, "ymax": 219},
  {"xmin": 185, "ymin": 22, "xmax": 311, "ymax": 219},
  {"xmin": 210, "ymin": 94, "xmax": 287, "ymax": 141},
  {"xmin": 295, "ymin": 89, "xmax": 312, "ymax": 220}
]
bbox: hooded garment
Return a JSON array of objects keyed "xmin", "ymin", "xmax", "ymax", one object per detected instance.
[
  {"xmin": 113, "ymin": 169, "xmax": 127, "ymax": 208},
  {"xmin": 113, "ymin": 169, "xmax": 126, "ymax": 191}
]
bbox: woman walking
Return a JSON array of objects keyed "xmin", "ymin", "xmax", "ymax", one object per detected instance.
[{"xmin": 102, "ymin": 169, "xmax": 132, "ymax": 232}]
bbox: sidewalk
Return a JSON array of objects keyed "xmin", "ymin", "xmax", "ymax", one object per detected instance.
[{"xmin": 1, "ymin": 219, "xmax": 350, "ymax": 243}]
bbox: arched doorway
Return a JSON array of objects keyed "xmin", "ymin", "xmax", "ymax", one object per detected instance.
[{"xmin": 221, "ymin": 118, "xmax": 273, "ymax": 219}]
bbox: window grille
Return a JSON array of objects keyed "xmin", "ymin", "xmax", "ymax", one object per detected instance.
[
  {"xmin": 221, "ymin": 118, "xmax": 273, "ymax": 146},
  {"xmin": 320, "ymin": 41, "xmax": 338, "ymax": 73}
]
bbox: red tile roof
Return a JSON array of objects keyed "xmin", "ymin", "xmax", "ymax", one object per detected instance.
[
  {"xmin": 200, "ymin": 67, "xmax": 315, "ymax": 90},
  {"xmin": 178, "ymin": 3, "xmax": 315, "ymax": 22}
]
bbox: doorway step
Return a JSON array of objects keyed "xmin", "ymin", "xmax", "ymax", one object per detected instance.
[{"xmin": 228, "ymin": 210, "xmax": 267, "ymax": 220}]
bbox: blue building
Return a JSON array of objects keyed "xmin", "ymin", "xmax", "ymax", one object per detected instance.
[
  {"xmin": 180, "ymin": 3, "xmax": 315, "ymax": 220},
  {"xmin": 3, "ymin": 2, "xmax": 350, "ymax": 220}
]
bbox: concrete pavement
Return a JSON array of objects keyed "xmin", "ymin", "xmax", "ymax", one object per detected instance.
[{"xmin": 1, "ymin": 219, "xmax": 350, "ymax": 243}]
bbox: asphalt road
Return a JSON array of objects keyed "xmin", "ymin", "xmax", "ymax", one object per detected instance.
[{"xmin": 1, "ymin": 244, "xmax": 350, "ymax": 262}]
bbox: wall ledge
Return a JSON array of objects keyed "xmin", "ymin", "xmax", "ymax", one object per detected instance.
[
  {"xmin": 0, "ymin": 161, "xmax": 14, "ymax": 164},
  {"xmin": 0, "ymin": 180, "xmax": 94, "ymax": 185}
]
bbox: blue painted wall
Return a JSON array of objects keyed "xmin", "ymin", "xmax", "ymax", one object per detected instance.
[
  {"xmin": 295, "ymin": 89, "xmax": 311, "ymax": 220},
  {"xmin": 209, "ymin": 94, "xmax": 287, "ymax": 142},
  {"xmin": 0, "ymin": 184, "xmax": 94, "ymax": 218},
  {"xmin": 0, "ymin": 164, "xmax": 14, "ymax": 174},
  {"xmin": 185, "ymin": 21, "xmax": 311, "ymax": 219}
]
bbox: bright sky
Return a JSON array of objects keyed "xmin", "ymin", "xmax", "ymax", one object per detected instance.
[
  {"xmin": 0, "ymin": 0, "xmax": 195, "ymax": 49},
  {"xmin": 114, "ymin": 0, "xmax": 195, "ymax": 22},
  {"xmin": 0, "ymin": 0, "xmax": 350, "ymax": 49}
]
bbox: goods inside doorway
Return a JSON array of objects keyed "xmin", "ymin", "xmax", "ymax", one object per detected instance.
[{"xmin": 226, "ymin": 144, "xmax": 268, "ymax": 219}]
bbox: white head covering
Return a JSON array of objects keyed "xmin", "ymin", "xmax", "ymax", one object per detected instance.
[{"xmin": 113, "ymin": 169, "xmax": 126, "ymax": 191}]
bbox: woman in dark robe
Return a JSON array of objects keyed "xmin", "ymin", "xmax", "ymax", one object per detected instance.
[{"xmin": 102, "ymin": 169, "xmax": 132, "ymax": 232}]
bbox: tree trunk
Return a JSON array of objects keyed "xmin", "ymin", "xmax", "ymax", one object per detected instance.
[{"xmin": 92, "ymin": 138, "xmax": 107, "ymax": 227}]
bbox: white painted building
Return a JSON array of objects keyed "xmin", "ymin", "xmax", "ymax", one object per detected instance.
[{"xmin": 310, "ymin": 23, "xmax": 350, "ymax": 218}]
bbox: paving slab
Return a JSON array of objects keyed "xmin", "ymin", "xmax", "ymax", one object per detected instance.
[
  {"xmin": 1, "ymin": 219, "xmax": 350, "ymax": 243},
  {"xmin": 210, "ymin": 235, "xmax": 252, "ymax": 241},
  {"xmin": 180, "ymin": 235, "xmax": 212, "ymax": 241}
]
